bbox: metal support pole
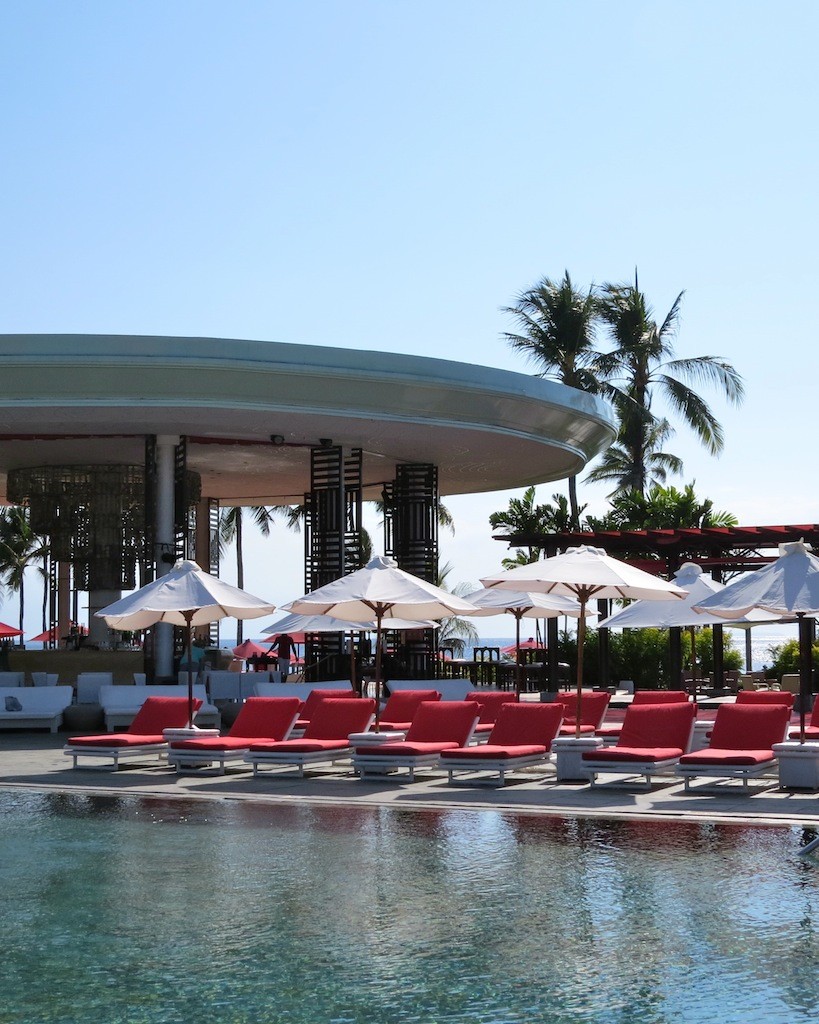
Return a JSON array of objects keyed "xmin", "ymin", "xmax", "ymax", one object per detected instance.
[{"xmin": 154, "ymin": 434, "xmax": 179, "ymax": 679}]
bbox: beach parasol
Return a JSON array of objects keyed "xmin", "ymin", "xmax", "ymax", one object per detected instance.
[
  {"xmin": 96, "ymin": 559, "xmax": 276, "ymax": 728},
  {"xmin": 694, "ymin": 541, "xmax": 819, "ymax": 742},
  {"xmin": 482, "ymin": 546, "xmax": 686, "ymax": 737},
  {"xmin": 232, "ymin": 639, "xmax": 269, "ymax": 660},
  {"xmin": 281, "ymin": 555, "xmax": 478, "ymax": 728},
  {"xmin": 598, "ymin": 562, "xmax": 783, "ymax": 685},
  {"xmin": 30, "ymin": 624, "xmax": 88, "ymax": 644},
  {"xmin": 0, "ymin": 622, "xmax": 24, "ymax": 640},
  {"xmin": 462, "ymin": 588, "xmax": 588, "ymax": 697}
]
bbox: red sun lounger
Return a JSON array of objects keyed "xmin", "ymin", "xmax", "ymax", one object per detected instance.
[
  {"xmin": 676, "ymin": 703, "xmax": 791, "ymax": 792},
  {"xmin": 440, "ymin": 702, "xmax": 563, "ymax": 786},
  {"xmin": 244, "ymin": 698, "xmax": 376, "ymax": 778},
  {"xmin": 167, "ymin": 697, "xmax": 302, "ymax": 774},
  {"xmin": 378, "ymin": 689, "xmax": 441, "ymax": 732},
  {"xmin": 64, "ymin": 696, "xmax": 201, "ymax": 770},
  {"xmin": 465, "ymin": 690, "xmax": 519, "ymax": 742},
  {"xmin": 551, "ymin": 691, "xmax": 610, "ymax": 735},
  {"xmin": 351, "ymin": 700, "xmax": 480, "ymax": 782},
  {"xmin": 582, "ymin": 702, "xmax": 696, "ymax": 789}
]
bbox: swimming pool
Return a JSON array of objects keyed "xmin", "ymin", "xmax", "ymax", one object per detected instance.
[{"xmin": 1, "ymin": 789, "xmax": 818, "ymax": 1023}]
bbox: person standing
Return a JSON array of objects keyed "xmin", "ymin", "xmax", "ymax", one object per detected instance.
[{"xmin": 273, "ymin": 633, "xmax": 295, "ymax": 681}]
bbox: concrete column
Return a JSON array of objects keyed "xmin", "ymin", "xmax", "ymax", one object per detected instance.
[
  {"xmin": 154, "ymin": 434, "xmax": 179, "ymax": 678},
  {"xmin": 57, "ymin": 562, "xmax": 71, "ymax": 647},
  {"xmin": 88, "ymin": 589, "xmax": 123, "ymax": 646}
]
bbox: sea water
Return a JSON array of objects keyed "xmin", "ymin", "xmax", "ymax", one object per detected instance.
[{"xmin": 1, "ymin": 789, "xmax": 818, "ymax": 1024}]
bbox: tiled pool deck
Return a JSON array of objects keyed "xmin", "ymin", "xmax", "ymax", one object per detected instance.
[{"xmin": 4, "ymin": 730, "xmax": 819, "ymax": 831}]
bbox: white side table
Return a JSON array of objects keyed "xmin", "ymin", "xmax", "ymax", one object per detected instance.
[
  {"xmin": 773, "ymin": 741, "xmax": 819, "ymax": 789},
  {"xmin": 552, "ymin": 735, "xmax": 604, "ymax": 782},
  {"xmin": 163, "ymin": 728, "xmax": 221, "ymax": 742},
  {"xmin": 348, "ymin": 730, "xmax": 404, "ymax": 745}
]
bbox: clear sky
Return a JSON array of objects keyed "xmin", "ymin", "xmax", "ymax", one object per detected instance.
[{"xmin": 1, "ymin": 1, "xmax": 817, "ymax": 639}]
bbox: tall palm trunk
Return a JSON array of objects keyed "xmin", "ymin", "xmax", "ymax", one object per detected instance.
[{"xmin": 235, "ymin": 511, "xmax": 244, "ymax": 644}]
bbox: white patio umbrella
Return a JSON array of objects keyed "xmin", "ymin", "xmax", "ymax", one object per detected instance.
[
  {"xmin": 598, "ymin": 562, "xmax": 783, "ymax": 684},
  {"xmin": 694, "ymin": 540, "xmax": 819, "ymax": 741},
  {"xmin": 461, "ymin": 588, "xmax": 590, "ymax": 698},
  {"xmin": 96, "ymin": 559, "xmax": 277, "ymax": 727},
  {"xmin": 482, "ymin": 545, "xmax": 686, "ymax": 737},
  {"xmin": 281, "ymin": 555, "xmax": 479, "ymax": 728},
  {"xmin": 262, "ymin": 610, "xmax": 438, "ymax": 688}
]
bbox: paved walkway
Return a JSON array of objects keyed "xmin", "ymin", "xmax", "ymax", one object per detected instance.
[{"xmin": 3, "ymin": 732, "xmax": 819, "ymax": 831}]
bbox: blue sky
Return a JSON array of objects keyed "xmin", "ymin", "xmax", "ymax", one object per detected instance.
[{"xmin": 1, "ymin": 1, "xmax": 817, "ymax": 637}]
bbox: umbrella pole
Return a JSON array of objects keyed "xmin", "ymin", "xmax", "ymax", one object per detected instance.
[
  {"xmin": 374, "ymin": 609, "xmax": 383, "ymax": 732},
  {"xmin": 575, "ymin": 593, "xmax": 588, "ymax": 740},
  {"xmin": 798, "ymin": 613, "xmax": 813, "ymax": 744},
  {"xmin": 514, "ymin": 612, "xmax": 522, "ymax": 699},
  {"xmin": 184, "ymin": 610, "xmax": 195, "ymax": 729}
]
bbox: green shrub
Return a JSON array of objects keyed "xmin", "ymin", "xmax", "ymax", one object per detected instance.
[{"xmin": 767, "ymin": 638, "xmax": 819, "ymax": 679}]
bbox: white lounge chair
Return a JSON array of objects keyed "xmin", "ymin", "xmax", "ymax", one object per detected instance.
[
  {"xmin": 99, "ymin": 684, "xmax": 220, "ymax": 731},
  {"xmin": 0, "ymin": 686, "xmax": 74, "ymax": 732}
]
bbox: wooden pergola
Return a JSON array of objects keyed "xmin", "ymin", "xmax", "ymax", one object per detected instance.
[{"xmin": 492, "ymin": 524, "xmax": 819, "ymax": 689}]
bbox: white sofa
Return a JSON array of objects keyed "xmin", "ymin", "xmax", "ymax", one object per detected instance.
[
  {"xmin": 76, "ymin": 672, "xmax": 114, "ymax": 704},
  {"xmin": 99, "ymin": 684, "xmax": 220, "ymax": 731},
  {"xmin": 253, "ymin": 680, "xmax": 354, "ymax": 700},
  {"xmin": 32, "ymin": 672, "xmax": 60, "ymax": 687},
  {"xmin": 384, "ymin": 678, "xmax": 474, "ymax": 700},
  {"xmin": 0, "ymin": 672, "xmax": 25, "ymax": 687},
  {"xmin": 0, "ymin": 686, "xmax": 74, "ymax": 732},
  {"xmin": 206, "ymin": 670, "xmax": 275, "ymax": 701}
]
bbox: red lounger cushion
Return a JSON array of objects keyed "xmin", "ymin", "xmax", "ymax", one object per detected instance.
[
  {"xmin": 296, "ymin": 688, "xmax": 356, "ymax": 727},
  {"xmin": 559, "ymin": 724, "xmax": 598, "ymax": 735},
  {"xmin": 465, "ymin": 691, "xmax": 519, "ymax": 723},
  {"xmin": 129, "ymin": 696, "xmax": 202, "ymax": 733},
  {"xmin": 632, "ymin": 690, "xmax": 691, "ymax": 705},
  {"xmin": 585, "ymin": 746, "xmax": 686, "ymax": 764},
  {"xmin": 298, "ymin": 697, "xmax": 376, "ymax": 740},
  {"xmin": 736, "ymin": 690, "xmax": 795, "ymax": 707},
  {"xmin": 68, "ymin": 733, "xmax": 167, "ymax": 747},
  {"xmin": 552, "ymin": 691, "xmax": 610, "ymax": 729},
  {"xmin": 707, "ymin": 703, "xmax": 790, "ymax": 750},
  {"xmin": 790, "ymin": 726, "xmax": 819, "ymax": 740},
  {"xmin": 678, "ymin": 748, "xmax": 776, "ymax": 767},
  {"xmin": 440, "ymin": 743, "xmax": 546, "ymax": 761},
  {"xmin": 69, "ymin": 696, "xmax": 203, "ymax": 746},
  {"xmin": 171, "ymin": 736, "xmax": 261, "ymax": 752},
  {"xmin": 224, "ymin": 696, "xmax": 301, "ymax": 739},
  {"xmin": 353, "ymin": 740, "xmax": 461, "ymax": 756},
  {"xmin": 248, "ymin": 738, "xmax": 353, "ymax": 753},
  {"xmin": 379, "ymin": 689, "xmax": 441, "ymax": 731},
  {"xmin": 485, "ymin": 703, "xmax": 563, "ymax": 748}
]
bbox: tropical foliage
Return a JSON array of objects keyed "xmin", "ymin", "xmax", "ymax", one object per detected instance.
[
  {"xmin": 219, "ymin": 505, "xmax": 277, "ymax": 643},
  {"xmin": 585, "ymin": 483, "xmax": 738, "ymax": 531},
  {"xmin": 592, "ymin": 275, "xmax": 744, "ymax": 496},
  {"xmin": 502, "ymin": 272, "xmax": 603, "ymax": 526},
  {"xmin": 0, "ymin": 506, "xmax": 48, "ymax": 639},
  {"xmin": 767, "ymin": 638, "xmax": 819, "ymax": 679},
  {"xmin": 433, "ymin": 561, "xmax": 478, "ymax": 656}
]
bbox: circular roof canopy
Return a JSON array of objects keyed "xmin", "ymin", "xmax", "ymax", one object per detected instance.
[{"xmin": 0, "ymin": 335, "xmax": 616, "ymax": 504}]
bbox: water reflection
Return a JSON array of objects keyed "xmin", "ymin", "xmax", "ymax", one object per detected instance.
[{"xmin": 1, "ymin": 790, "xmax": 818, "ymax": 1023}]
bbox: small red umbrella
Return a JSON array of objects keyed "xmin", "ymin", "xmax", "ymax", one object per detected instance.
[
  {"xmin": 0, "ymin": 622, "xmax": 24, "ymax": 639},
  {"xmin": 232, "ymin": 639, "xmax": 269, "ymax": 659},
  {"xmin": 500, "ymin": 638, "xmax": 544, "ymax": 656},
  {"xmin": 30, "ymin": 625, "xmax": 88, "ymax": 643}
]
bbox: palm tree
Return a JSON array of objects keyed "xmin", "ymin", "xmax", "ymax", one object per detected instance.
[
  {"xmin": 433, "ymin": 561, "xmax": 478, "ymax": 656},
  {"xmin": 219, "ymin": 506, "xmax": 276, "ymax": 643},
  {"xmin": 0, "ymin": 506, "xmax": 48, "ymax": 639},
  {"xmin": 585, "ymin": 416, "xmax": 683, "ymax": 494},
  {"xmin": 594, "ymin": 274, "xmax": 744, "ymax": 496},
  {"xmin": 489, "ymin": 487, "xmax": 583, "ymax": 559},
  {"xmin": 502, "ymin": 271, "xmax": 604, "ymax": 526}
]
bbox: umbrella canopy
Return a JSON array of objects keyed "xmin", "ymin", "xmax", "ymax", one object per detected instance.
[
  {"xmin": 0, "ymin": 621, "xmax": 24, "ymax": 639},
  {"xmin": 694, "ymin": 540, "xmax": 819, "ymax": 741},
  {"xmin": 232, "ymin": 639, "xmax": 269, "ymax": 659},
  {"xmin": 282, "ymin": 556, "xmax": 478, "ymax": 727},
  {"xmin": 96, "ymin": 559, "xmax": 276, "ymax": 726},
  {"xmin": 482, "ymin": 546, "xmax": 685, "ymax": 737},
  {"xmin": 599, "ymin": 562, "xmax": 783, "ymax": 629},
  {"xmin": 30, "ymin": 625, "xmax": 88, "ymax": 643},
  {"xmin": 262, "ymin": 613, "xmax": 438, "ymax": 636},
  {"xmin": 462, "ymin": 588, "xmax": 588, "ymax": 696}
]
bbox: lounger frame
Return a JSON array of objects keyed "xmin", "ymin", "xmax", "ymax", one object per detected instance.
[
  {"xmin": 166, "ymin": 748, "xmax": 253, "ymax": 775},
  {"xmin": 443, "ymin": 752, "xmax": 552, "ymax": 786},
  {"xmin": 351, "ymin": 751, "xmax": 444, "ymax": 782},
  {"xmin": 245, "ymin": 747, "xmax": 356, "ymax": 778},
  {"xmin": 583, "ymin": 757, "xmax": 683, "ymax": 790},
  {"xmin": 63, "ymin": 743, "xmax": 168, "ymax": 771},
  {"xmin": 675, "ymin": 760, "xmax": 778, "ymax": 792}
]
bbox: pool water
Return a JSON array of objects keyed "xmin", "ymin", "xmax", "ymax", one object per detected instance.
[{"xmin": 2, "ymin": 790, "xmax": 819, "ymax": 1024}]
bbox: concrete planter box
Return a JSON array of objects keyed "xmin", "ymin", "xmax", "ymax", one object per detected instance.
[
  {"xmin": 552, "ymin": 735, "xmax": 604, "ymax": 782},
  {"xmin": 773, "ymin": 741, "xmax": 819, "ymax": 789}
]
